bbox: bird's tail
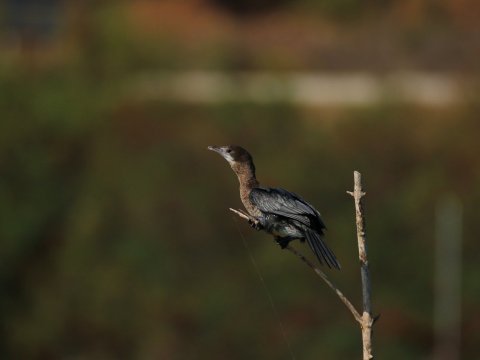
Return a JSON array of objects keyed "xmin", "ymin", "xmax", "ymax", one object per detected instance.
[{"xmin": 305, "ymin": 229, "xmax": 341, "ymax": 270}]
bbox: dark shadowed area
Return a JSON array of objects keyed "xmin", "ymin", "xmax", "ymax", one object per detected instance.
[{"xmin": 1, "ymin": 1, "xmax": 479, "ymax": 359}]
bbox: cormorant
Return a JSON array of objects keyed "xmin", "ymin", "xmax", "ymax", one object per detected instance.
[{"xmin": 208, "ymin": 145, "xmax": 340, "ymax": 269}]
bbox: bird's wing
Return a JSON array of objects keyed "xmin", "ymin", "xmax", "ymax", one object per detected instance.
[
  {"xmin": 250, "ymin": 187, "xmax": 340, "ymax": 269},
  {"xmin": 249, "ymin": 187, "xmax": 325, "ymax": 230}
]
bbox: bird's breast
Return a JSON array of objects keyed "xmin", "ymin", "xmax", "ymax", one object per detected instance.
[{"xmin": 240, "ymin": 188, "xmax": 262, "ymax": 217}]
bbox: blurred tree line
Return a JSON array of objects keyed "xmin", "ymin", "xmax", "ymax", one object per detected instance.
[{"xmin": 1, "ymin": 1, "xmax": 480, "ymax": 359}]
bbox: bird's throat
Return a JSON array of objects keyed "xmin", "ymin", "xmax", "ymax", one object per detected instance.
[{"xmin": 232, "ymin": 161, "xmax": 260, "ymax": 216}]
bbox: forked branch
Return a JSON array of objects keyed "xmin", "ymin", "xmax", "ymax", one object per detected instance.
[{"xmin": 229, "ymin": 170, "xmax": 375, "ymax": 360}]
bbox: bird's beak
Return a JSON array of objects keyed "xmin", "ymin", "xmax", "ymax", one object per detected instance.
[
  {"xmin": 208, "ymin": 145, "xmax": 232, "ymax": 162},
  {"xmin": 208, "ymin": 145, "xmax": 223, "ymax": 155}
]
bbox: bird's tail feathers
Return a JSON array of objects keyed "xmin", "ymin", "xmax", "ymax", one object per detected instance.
[{"xmin": 305, "ymin": 230, "xmax": 341, "ymax": 270}]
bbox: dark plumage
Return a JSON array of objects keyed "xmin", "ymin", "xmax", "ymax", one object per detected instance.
[{"xmin": 208, "ymin": 145, "xmax": 340, "ymax": 270}]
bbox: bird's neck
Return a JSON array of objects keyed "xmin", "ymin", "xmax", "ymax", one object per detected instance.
[
  {"xmin": 232, "ymin": 161, "xmax": 259, "ymax": 190},
  {"xmin": 232, "ymin": 161, "xmax": 260, "ymax": 216}
]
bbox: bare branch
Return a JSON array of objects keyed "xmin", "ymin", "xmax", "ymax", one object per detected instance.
[
  {"xmin": 348, "ymin": 171, "xmax": 374, "ymax": 360},
  {"xmin": 230, "ymin": 170, "xmax": 375, "ymax": 360},
  {"xmin": 229, "ymin": 207, "xmax": 362, "ymax": 324},
  {"xmin": 229, "ymin": 208, "xmax": 251, "ymax": 220}
]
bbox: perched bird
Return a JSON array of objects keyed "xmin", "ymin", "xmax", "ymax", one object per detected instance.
[{"xmin": 208, "ymin": 145, "xmax": 340, "ymax": 269}]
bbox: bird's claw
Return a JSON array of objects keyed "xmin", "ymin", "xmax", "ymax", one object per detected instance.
[
  {"xmin": 248, "ymin": 218, "xmax": 262, "ymax": 231},
  {"xmin": 275, "ymin": 237, "xmax": 290, "ymax": 249}
]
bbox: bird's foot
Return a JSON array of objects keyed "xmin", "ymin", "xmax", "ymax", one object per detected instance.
[
  {"xmin": 248, "ymin": 218, "xmax": 263, "ymax": 231},
  {"xmin": 275, "ymin": 237, "xmax": 290, "ymax": 249}
]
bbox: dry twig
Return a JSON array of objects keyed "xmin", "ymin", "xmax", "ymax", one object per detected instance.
[
  {"xmin": 229, "ymin": 170, "xmax": 375, "ymax": 359},
  {"xmin": 347, "ymin": 171, "xmax": 374, "ymax": 360}
]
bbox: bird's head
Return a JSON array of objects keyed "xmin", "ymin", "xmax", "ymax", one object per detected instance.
[{"xmin": 207, "ymin": 145, "xmax": 253, "ymax": 166}]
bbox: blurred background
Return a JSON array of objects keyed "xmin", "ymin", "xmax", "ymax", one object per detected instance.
[{"xmin": 1, "ymin": 1, "xmax": 479, "ymax": 359}]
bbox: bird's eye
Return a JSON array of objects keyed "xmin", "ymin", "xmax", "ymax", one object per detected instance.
[{"xmin": 227, "ymin": 149, "xmax": 232, "ymax": 153}]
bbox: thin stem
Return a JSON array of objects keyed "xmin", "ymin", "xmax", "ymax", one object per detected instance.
[{"xmin": 285, "ymin": 245, "xmax": 362, "ymax": 324}]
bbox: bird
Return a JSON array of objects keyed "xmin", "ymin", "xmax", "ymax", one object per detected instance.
[{"xmin": 208, "ymin": 145, "xmax": 340, "ymax": 269}]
